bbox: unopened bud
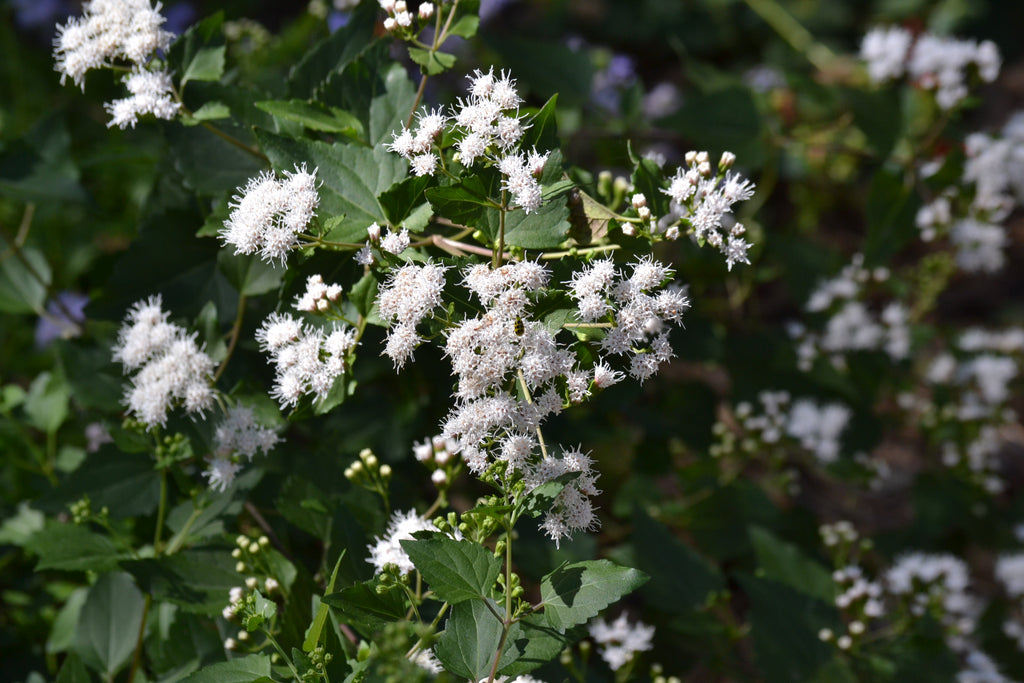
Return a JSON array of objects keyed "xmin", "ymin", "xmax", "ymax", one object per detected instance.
[
  {"xmin": 719, "ymin": 151, "xmax": 736, "ymax": 169},
  {"xmin": 383, "ymin": 17, "xmax": 397, "ymax": 31},
  {"xmin": 631, "ymin": 193, "xmax": 647, "ymax": 209},
  {"xmin": 379, "ymin": 464, "xmax": 392, "ymax": 478},
  {"xmin": 621, "ymin": 223, "xmax": 636, "ymax": 237},
  {"xmin": 418, "ymin": 2, "xmax": 433, "ymax": 19}
]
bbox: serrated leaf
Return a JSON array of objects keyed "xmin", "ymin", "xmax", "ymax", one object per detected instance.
[
  {"xmin": 179, "ymin": 655, "xmax": 272, "ymax": 683},
  {"xmin": 408, "ymin": 48, "xmax": 457, "ymax": 76},
  {"xmin": 255, "ymin": 100, "xmax": 364, "ymax": 137},
  {"xmin": 425, "ymin": 174, "xmax": 495, "ymax": 226},
  {"xmin": 0, "ymin": 246, "xmax": 50, "ymax": 314},
  {"xmin": 73, "ymin": 572, "xmax": 145, "ymax": 677},
  {"xmin": 322, "ymin": 580, "xmax": 407, "ymax": 634},
  {"xmin": 369, "ymin": 63, "xmax": 417, "ymax": 145},
  {"xmin": 401, "ymin": 534, "xmax": 502, "ymax": 604},
  {"xmin": 27, "ymin": 522, "xmax": 126, "ymax": 572},
  {"xmin": 540, "ymin": 559, "xmax": 648, "ymax": 631},
  {"xmin": 379, "ymin": 174, "xmax": 432, "ymax": 225},
  {"xmin": 482, "ymin": 197, "xmax": 570, "ymax": 250},
  {"xmin": 288, "ymin": 3, "xmax": 379, "ymax": 98},
  {"xmin": 348, "ymin": 271, "xmax": 379, "ymax": 318},
  {"xmin": 121, "ymin": 549, "xmax": 242, "ymax": 616},
  {"xmin": 435, "ymin": 599, "xmax": 521, "ymax": 679},
  {"xmin": 750, "ymin": 527, "xmax": 835, "ymax": 603},
  {"xmin": 521, "ymin": 95, "xmax": 559, "ymax": 151},
  {"xmin": 182, "ymin": 45, "xmax": 225, "ymax": 86},
  {"xmin": 500, "ymin": 613, "xmax": 585, "ymax": 676},
  {"xmin": 255, "ymin": 130, "xmax": 405, "ymax": 243},
  {"xmin": 39, "ymin": 449, "xmax": 161, "ymax": 519}
]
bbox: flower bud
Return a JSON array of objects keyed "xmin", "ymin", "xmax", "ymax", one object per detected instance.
[{"xmin": 418, "ymin": 2, "xmax": 433, "ymax": 19}]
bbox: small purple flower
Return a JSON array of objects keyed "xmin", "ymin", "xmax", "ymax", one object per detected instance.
[
  {"xmin": 328, "ymin": 11, "xmax": 351, "ymax": 33},
  {"xmin": 35, "ymin": 291, "xmax": 88, "ymax": 349},
  {"xmin": 162, "ymin": 3, "xmax": 198, "ymax": 36}
]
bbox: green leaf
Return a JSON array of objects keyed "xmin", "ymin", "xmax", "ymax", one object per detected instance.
[
  {"xmin": 255, "ymin": 130, "xmax": 405, "ymax": 243},
  {"xmin": 401, "ymin": 534, "xmax": 502, "ymax": 604},
  {"xmin": 379, "ymin": 174, "xmax": 432, "ymax": 226},
  {"xmin": 47, "ymin": 588, "xmax": 88, "ymax": 655},
  {"xmin": 540, "ymin": 559, "xmax": 648, "ymax": 630},
  {"xmin": 166, "ymin": 123, "xmax": 263, "ymax": 195},
  {"xmin": 146, "ymin": 606, "xmax": 224, "ymax": 681},
  {"xmin": 737, "ymin": 574, "xmax": 841, "ymax": 683},
  {"xmin": 217, "ymin": 249, "xmax": 284, "ymax": 296},
  {"xmin": 495, "ymin": 196, "xmax": 571, "ymax": 249},
  {"xmin": 277, "ymin": 476, "xmax": 334, "ymax": 540},
  {"xmin": 408, "ymin": 48, "xmax": 457, "ymax": 76},
  {"xmin": 24, "ymin": 370, "xmax": 69, "ymax": 433},
  {"xmin": 322, "ymin": 580, "xmax": 407, "ymax": 634},
  {"xmin": 40, "ymin": 450, "xmax": 161, "ymax": 519},
  {"xmin": 750, "ymin": 527, "xmax": 835, "ymax": 603},
  {"xmin": 0, "ymin": 115, "xmax": 85, "ymax": 203},
  {"xmin": 521, "ymin": 95, "xmax": 559, "ymax": 151},
  {"xmin": 55, "ymin": 653, "xmax": 90, "ymax": 683},
  {"xmin": 435, "ymin": 599, "xmax": 521, "ymax": 679},
  {"xmin": 369, "ymin": 63, "xmax": 417, "ymax": 145},
  {"xmin": 864, "ymin": 165, "xmax": 918, "ymax": 265},
  {"xmin": 27, "ymin": 522, "xmax": 125, "ymax": 572},
  {"xmin": 121, "ymin": 549, "xmax": 243, "ymax": 616},
  {"xmin": 288, "ymin": 2, "xmax": 379, "ymax": 98},
  {"xmin": 179, "ymin": 655, "xmax": 272, "ymax": 683},
  {"xmin": 425, "ymin": 174, "xmax": 495, "ymax": 226},
  {"xmin": 0, "ymin": 246, "xmax": 50, "ymax": 314},
  {"xmin": 73, "ymin": 572, "xmax": 145, "ymax": 678},
  {"xmin": 348, "ymin": 271, "xmax": 379, "ymax": 318},
  {"xmin": 303, "ymin": 551, "xmax": 346, "ymax": 652},
  {"xmin": 255, "ymin": 100, "xmax": 364, "ymax": 137},
  {"xmin": 631, "ymin": 508, "xmax": 724, "ymax": 613},
  {"xmin": 500, "ymin": 613, "xmax": 585, "ymax": 676},
  {"xmin": 189, "ymin": 101, "xmax": 231, "ymax": 121},
  {"xmin": 182, "ymin": 45, "xmax": 225, "ymax": 85},
  {"xmin": 448, "ymin": 15, "xmax": 480, "ymax": 39},
  {"xmin": 246, "ymin": 591, "xmax": 277, "ymax": 631},
  {"xmin": 0, "ymin": 502, "xmax": 44, "ymax": 546}
]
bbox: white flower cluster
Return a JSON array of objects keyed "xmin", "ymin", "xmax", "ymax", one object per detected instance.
[
  {"xmin": 917, "ymin": 113, "xmax": 1024, "ymax": 273},
  {"xmin": 998, "ymin": 552, "xmax": 1024, "ymax": 653},
  {"xmin": 956, "ymin": 649, "xmax": 1012, "ymax": 683},
  {"xmin": 379, "ymin": 0, "xmax": 434, "ymax": 32},
  {"xmin": 523, "ymin": 446, "xmax": 601, "ymax": 547},
  {"xmin": 790, "ymin": 254, "xmax": 909, "ymax": 371},
  {"xmin": 413, "ymin": 435, "xmax": 459, "ymax": 487},
  {"xmin": 203, "ymin": 405, "xmax": 281, "ymax": 492},
  {"xmin": 112, "ymin": 295, "xmax": 215, "ymax": 428},
  {"xmin": 256, "ymin": 310, "xmax": 358, "ymax": 408},
  {"xmin": 659, "ymin": 150, "xmax": 756, "ymax": 270},
  {"xmin": 899, "ymin": 326, "xmax": 1022, "ymax": 493},
  {"xmin": 727, "ymin": 391, "xmax": 851, "ymax": 465},
  {"xmin": 220, "ymin": 165, "xmax": 320, "ymax": 265},
  {"xmin": 387, "ymin": 67, "xmax": 550, "ymax": 213},
  {"xmin": 588, "ymin": 613, "xmax": 654, "ymax": 671},
  {"xmin": 886, "ymin": 552, "xmax": 979, "ymax": 647},
  {"xmin": 105, "ymin": 69, "xmax": 180, "ymax": 129},
  {"xmin": 295, "ymin": 273, "xmax": 343, "ymax": 313},
  {"xmin": 53, "ymin": 0, "xmax": 175, "ymax": 88},
  {"xmin": 365, "ymin": 508, "xmax": 436, "ymax": 574},
  {"xmin": 860, "ymin": 26, "xmax": 1000, "ymax": 109},
  {"xmin": 567, "ymin": 256, "xmax": 690, "ymax": 383},
  {"xmin": 376, "ymin": 262, "xmax": 448, "ymax": 368}
]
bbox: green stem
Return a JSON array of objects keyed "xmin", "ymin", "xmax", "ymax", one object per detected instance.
[
  {"xmin": 539, "ymin": 244, "xmax": 621, "ymax": 260},
  {"xmin": 154, "ymin": 468, "xmax": 168, "ymax": 553},
  {"xmin": 493, "ymin": 193, "xmax": 507, "ymax": 268},
  {"xmin": 127, "ymin": 595, "xmax": 152, "ymax": 683},
  {"xmin": 165, "ymin": 506, "xmax": 202, "ymax": 555},
  {"xmin": 213, "ymin": 293, "xmax": 247, "ymax": 383},
  {"xmin": 264, "ymin": 630, "xmax": 302, "ymax": 682},
  {"xmin": 741, "ymin": 0, "xmax": 837, "ymax": 72}
]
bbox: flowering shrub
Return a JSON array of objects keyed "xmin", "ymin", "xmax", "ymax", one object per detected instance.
[{"xmin": 2, "ymin": 1, "xmax": 1024, "ymax": 682}]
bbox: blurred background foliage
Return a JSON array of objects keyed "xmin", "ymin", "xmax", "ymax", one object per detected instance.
[{"xmin": 2, "ymin": 0, "xmax": 1024, "ymax": 681}]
